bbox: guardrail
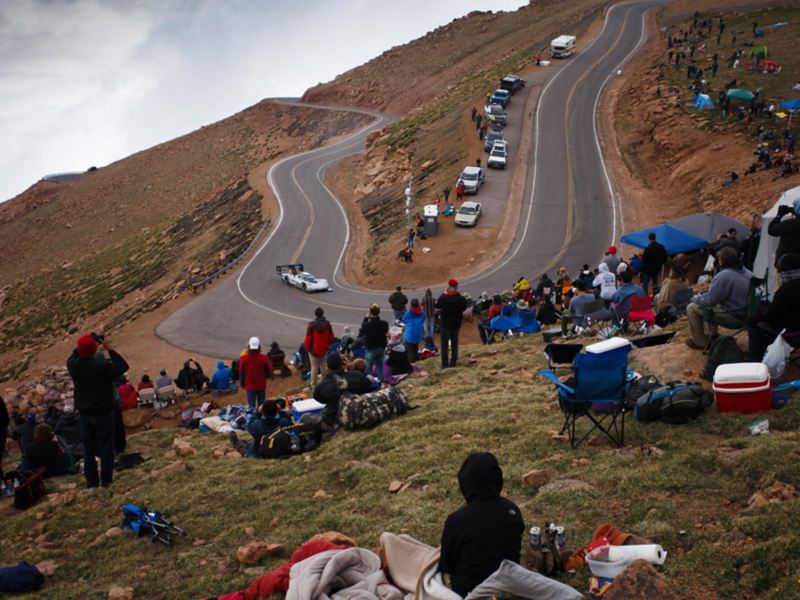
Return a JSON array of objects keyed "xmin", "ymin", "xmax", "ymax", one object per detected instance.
[
  {"xmin": 188, "ymin": 215, "xmax": 272, "ymax": 292},
  {"xmin": 41, "ymin": 171, "xmax": 85, "ymax": 182}
]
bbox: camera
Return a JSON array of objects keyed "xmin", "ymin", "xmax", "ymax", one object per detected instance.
[
  {"xmin": 90, "ymin": 332, "xmax": 105, "ymax": 343},
  {"xmin": 777, "ymin": 204, "xmax": 795, "ymax": 217}
]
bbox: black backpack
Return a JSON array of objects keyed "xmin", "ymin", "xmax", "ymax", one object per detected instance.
[
  {"xmin": 635, "ymin": 382, "xmax": 712, "ymax": 424},
  {"xmin": 702, "ymin": 336, "xmax": 744, "ymax": 381}
]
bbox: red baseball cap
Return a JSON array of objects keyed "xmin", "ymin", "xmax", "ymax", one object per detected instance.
[{"xmin": 76, "ymin": 335, "xmax": 98, "ymax": 357}]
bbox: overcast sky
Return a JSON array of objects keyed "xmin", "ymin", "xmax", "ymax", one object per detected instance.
[{"xmin": 0, "ymin": 0, "xmax": 525, "ymax": 202}]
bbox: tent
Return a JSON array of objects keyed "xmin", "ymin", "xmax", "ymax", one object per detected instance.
[
  {"xmin": 780, "ymin": 98, "xmax": 800, "ymax": 111},
  {"xmin": 750, "ymin": 46, "xmax": 768, "ymax": 58},
  {"xmin": 621, "ymin": 224, "xmax": 708, "ymax": 256},
  {"xmin": 669, "ymin": 211, "xmax": 749, "ymax": 244},
  {"xmin": 693, "ymin": 94, "xmax": 714, "ymax": 110},
  {"xmin": 727, "ymin": 88, "xmax": 755, "ymax": 102},
  {"xmin": 753, "ymin": 185, "xmax": 800, "ymax": 296}
]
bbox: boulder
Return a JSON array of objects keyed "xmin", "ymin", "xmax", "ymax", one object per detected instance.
[
  {"xmin": 172, "ymin": 438, "xmax": 196, "ymax": 457},
  {"xmin": 605, "ymin": 560, "xmax": 677, "ymax": 600},
  {"xmin": 107, "ymin": 587, "xmax": 135, "ymax": 600},
  {"xmin": 148, "ymin": 460, "xmax": 186, "ymax": 480},
  {"xmin": 521, "ymin": 469, "xmax": 550, "ymax": 487},
  {"xmin": 236, "ymin": 542, "xmax": 284, "ymax": 564},
  {"xmin": 388, "ymin": 480, "xmax": 403, "ymax": 493},
  {"xmin": 310, "ymin": 531, "xmax": 357, "ymax": 547}
]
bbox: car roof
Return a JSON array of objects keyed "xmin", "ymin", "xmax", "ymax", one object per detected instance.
[
  {"xmin": 494, "ymin": 89, "xmax": 510, "ymax": 94},
  {"xmin": 502, "ymin": 75, "xmax": 520, "ymax": 81},
  {"xmin": 462, "ymin": 166, "xmax": 482, "ymax": 174},
  {"xmin": 490, "ymin": 148, "xmax": 506, "ymax": 155},
  {"xmin": 461, "ymin": 201, "xmax": 480, "ymax": 208}
]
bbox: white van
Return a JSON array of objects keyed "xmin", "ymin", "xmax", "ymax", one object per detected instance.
[{"xmin": 550, "ymin": 35, "xmax": 576, "ymax": 58}]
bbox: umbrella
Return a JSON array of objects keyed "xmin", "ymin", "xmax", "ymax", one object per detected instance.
[
  {"xmin": 669, "ymin": 211, "xmax": 749, "ymax": 243},
  {"xmin": 727, "ymin": 88, "xmax": 755, "ymax": 102},
  {"xmin": 779, "ymin": 98, "xmax": 800, "ymax": 128},
  {"xmin": 620, "ymin": 224, "xmax": 708, "ymax": 256}
]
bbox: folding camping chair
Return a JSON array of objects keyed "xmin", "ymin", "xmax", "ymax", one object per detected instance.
[
  {"xmin": 137, "ymin": 388, "xmax": 156, "ymax": 408},
  {"xmin": 543, "ymin": 343, "xmax": 583, "ymax": 373},
  {"xmin": 488, "ymin": 308, "xmax": 521, "ymax": 343},
  {"xmin": 702, "ymin": 276, "xmax": 767, "ymax": 350},
  {"xmin": 538, "ymin": 344, "xmax": 632, "ymax": 448},
  {"xmin": 625, "ymin": 295, "xmax": 656, "ymax": 336}
]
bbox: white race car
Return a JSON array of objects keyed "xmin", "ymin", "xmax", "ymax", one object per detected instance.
[{"xmin": 276, "ymin": 264, "xmax": 332, "ymax": 292}]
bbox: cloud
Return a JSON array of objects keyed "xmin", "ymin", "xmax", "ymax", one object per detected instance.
[{"xmin": 0, "ymin": 0, "xmax": 525, "ymax": 202}]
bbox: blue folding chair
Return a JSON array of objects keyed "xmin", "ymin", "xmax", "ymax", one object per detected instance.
[
  {"xmin": 538, "ymin": 345, "xmax": 631, "ymax": 448},
  {"xmin": 517, "ymin": 308, "xmax": 541, "ymax": 334}
]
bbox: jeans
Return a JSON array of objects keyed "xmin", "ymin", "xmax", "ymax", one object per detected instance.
[
  {"xmin": 478, "ymin": 320, "xmax": 493, "ymax": 344},
  {"xmin": 640, "ymin": 271, "xmax": 660, "ymax": 295},
  {"xmin": 80, "ymin": 413, "xmax": 115, "ymax": 488},
  {"xmin": 245, "ymin": 389, "xmax": 266, "ymax": 410},
  {"xmin": 423, "ymin": 316, "xmax": 435, "ymax": 339},
  {"xmin": 365, "ymin": 348, "xmax": 385, "ymax": 384},
  {"xmin": 440, "ymin": 327, "xmax": 460, "ymax": 368},
  {"xmin": 309, "ymin": 353, "xmax": 324, "ymax": 389},
  {"xmin": 392, "ymin": 310, "xmax": 404, "ymax": 324}
]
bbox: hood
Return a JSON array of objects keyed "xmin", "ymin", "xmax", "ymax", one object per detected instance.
[
  {"xmin": 310, "ymin": 317, "xmax": 329, "ymax": 332},
  {"xmin": 598, "ymin": 263, "xmax": 609, "ymax": 273},
  {"xmin": 458, "ymin": 452, "xmax": 503, "ymax": 503},
  {"xmin": 183, "ymin": 361, "xmax": 191, "ymax": 370},
  {"xmin": 217, "ymin": 360, "xmax": 225, "ymax": 368},
  {"xmin": 410, "ymin": 305, "xmax": 423, "ymax": 315}
]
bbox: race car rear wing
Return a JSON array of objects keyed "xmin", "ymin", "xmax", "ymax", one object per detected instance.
[{"xmin": 275, "ymin": 263, "xmax": 304, "ymax": 274}]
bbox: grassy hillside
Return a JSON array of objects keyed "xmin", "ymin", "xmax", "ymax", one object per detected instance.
[{"xmin": 3, "ymin": 330, "xmax": 799, "ymax": 598}]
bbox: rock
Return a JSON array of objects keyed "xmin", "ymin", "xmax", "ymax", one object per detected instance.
[
  {"xmin": 538, "ymin": 478, "xmax": 597, "ymax": 496},
  {"xmin": 245, "ymin": 526, "xmax": 255, "ymax": 538},
  {"xmin": 105, "ymin": 527, "xmax": 123, "ymax": 538},
  {"xmin": 193, "ymin": 539, "xmax": 207, "ymax": 547},
  {"xmin": 388, "ymin": 480, "xmax": 404, "ymax": 493},
  {"xmin": 521, "ymin": 469, "xmax": 550, "ymax": 487},
  {"xmin": 310, "ymin": 531, "xmax": 357, "ymax": 547},
  {"xmin": 269, "ymin": 516, "xmax": 280, "ymax": 528},
  {"xmin": 747, "ymin": 481, "xmax": 798, "ymax": 509},
  {"xmin": 36, "ymin": 559, "xmax": 59, "ymax": 576},
  {"xmin": 35, "ymin": 512, "xmax": 46, "ymax": 521},
  {"xmin": 313, "ymin": 489, "xmax": 329, "ymax": 499},
  {"xmin": 35, "ymin": 384, "xmax": 47, "ymax": 395},
  {"xmin": 172, "ymin": 438, "xmax": 196, "ymax": 457},
  {"xmin": 236, "ymin": 542, "xmax": 284, "ymax": 564},
  {"xmin": 48, "ymin": 490, "xmax": 78, "ymax": 508},
  {"xmin": 451, "ymin": 434, "xmax": 463, "ymax": 440},
  {"xmin": 572, "ymin": 458, "xmax": 590, "ymax": 466},
  {"xmin": 605, "ymin": 560, "xmax": 678, "ymax": 600},
  {"xmin": 148, "ymin": 460, "xmax": 186, "ymax": 480},
  {"xmin": 107, "ymin": 587, "xmax": 135, "ymax": 600}
]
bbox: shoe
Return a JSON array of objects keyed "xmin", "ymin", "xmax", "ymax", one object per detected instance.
[
  {"xmin": 685, "ymin": 339, "xmax": 705, "ymax": 350},
  {"xmin": 87, "ymin": 487, "xmax": 98, "ymax": 494}
]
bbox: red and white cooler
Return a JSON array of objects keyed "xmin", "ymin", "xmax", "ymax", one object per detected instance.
[{"xmin": 712, "ymin": 362, "xmax": 772, "ymax": 413}]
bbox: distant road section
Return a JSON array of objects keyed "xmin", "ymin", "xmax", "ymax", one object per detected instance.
[{"xmin": 157, "ymin": 0, "xmax": 666, "ymax": 357}]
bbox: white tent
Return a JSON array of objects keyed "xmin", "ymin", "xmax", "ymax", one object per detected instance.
[{"xmin": 753, "ymin": 184, "xmax": 800, "ymax": 295}]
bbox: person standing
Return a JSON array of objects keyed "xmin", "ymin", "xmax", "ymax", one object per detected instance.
[
  {"xmin": 443, "ymin": 186, "xmax": 451, "ymax": 204},
  {"xmin": 402, "ymin": 298, "xmax": 425, "ymax": 362},
  {"xmin": 422, "ymin": 288, "xmax": 436, "ymax": 340},
  {"xmin": 304, "ymin": 307, "xmax": 335, "ymax": 389},
  {"xmin": 239, "ymin": 337, "xmax": 273, "ymax": 409},
  {"xmin": 436, "ymin": 279, "xmax": 468, "ymax": 369},
  {"xmin": 359, "ymin": 304, "xmax": 389, "ymax": 385},
  {"xmin": 456, "ymin": 181, "xmax": 465, "ymax": 203},
  {"xmin": 640, "ymin": 232, "xmax": 668, "ymax": 294},
  {"xmin": 67, "ymin": 334, "xmax": 129, "ymax": 490},
  {"xmin": 768, "ymin": 199, "xmax": 800, "ymax": 267},
  {"xmin": 388, "ymin": 286, "xmax": 408, "ymax": 324},
  {"xmin": 0, "ymin": 396, "xmax": 9, "ymax": 481}
]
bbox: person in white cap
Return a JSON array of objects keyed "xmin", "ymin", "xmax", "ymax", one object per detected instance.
[{"xmin": 238, "ymin": 336, "xmax": 273, "ymax": 409}]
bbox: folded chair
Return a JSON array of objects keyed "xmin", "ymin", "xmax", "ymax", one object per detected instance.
[
  {"xmin": 538, "ymin": 344, "xmax": 632, "ymax": 448},
  {"xmin": 138, "ymin": 388, "xmax": 156, "ymax": 408},
  {"xmin": 702, "ymin": 276, "xmax": 767, "ymax": 350}
]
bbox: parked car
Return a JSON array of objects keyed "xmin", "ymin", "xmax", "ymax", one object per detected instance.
[
  {"xmin": 458, "ymin": 166, "xmax": 485, "ymax": 195},
  {"xmin": 484, "ymin": 128, "xmax": 504, "ymax": 152},
  {"xmin": 275, "ymin": 264, "xmax": 331, "ymax": 292},
  {"xmin": 490, "ymin": 89, "xmax": 511, "ymax": 108},
  {"xmin": 487, "ymin": 142, "xmax": 508, "ymax": 169},
  {"xmin": 500, "ymin": 75, "xmax": 525, "ymax": 93},
  {"xmin": 454, "ymin": 201, "xmax": 482, "ymax": 227},
  {"xmin": 485, "ymin": 104, "xmax": 507, "ymax": 127}
]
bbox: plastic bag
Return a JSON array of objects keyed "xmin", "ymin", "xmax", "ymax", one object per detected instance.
[{"xmin": 763, "ymin": 330, "xmax": 791, "ymax": 379}]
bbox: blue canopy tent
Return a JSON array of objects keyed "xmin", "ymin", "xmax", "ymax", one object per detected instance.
[
  {"xmin": 621, "ymin": 224, "xmax": 708, "ymax": 256},
  {"xmin": 780, "ymin": 98, "xmax": 800, "ymax": 128}
]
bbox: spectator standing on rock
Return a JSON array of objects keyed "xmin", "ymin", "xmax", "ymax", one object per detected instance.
[
  {"xmin": 304, "ymin": 307, "xmax": 335, "ymax": 389},
  {"xmin": 67, "ymin": 334, "xmax": 128, "ymax": 490},
  {"xmin": 640, "ymin": 232, "xmax": 669, "ymax": 294},
  {"xmin": 239, "ymin": 337, "xmax": 273, "ymax": 409},
  {"xmin": 422, "ymin": 288, "xmax": 436, "ymax": 340},
  {"xmin": 389, "ymin": 286, "xmax": 408, "ymax": 324},
  {"xmin": 436, "ymin": 279, "xmax": 468, "ymax": 369},
  {"xmin": 359, "ymin": 304, "xmax": 389, "ymax": 385}
]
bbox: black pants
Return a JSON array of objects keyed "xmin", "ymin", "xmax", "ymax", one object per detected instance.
[
  {"xmin": 80, "ymin": 413, "xmax": 115, "ymax": 488},
  {"xmin": 0, "ymin": 432, "xmax": 6, "ymax": 478},
  {"xmin": 440, "ymin": 327, "xmax": 461, "ymax": 368}
]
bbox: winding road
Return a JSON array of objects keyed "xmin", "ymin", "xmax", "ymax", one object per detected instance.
[{"xmin": 157, "ymin": 0, "xmax": 666, "ymax": 358}]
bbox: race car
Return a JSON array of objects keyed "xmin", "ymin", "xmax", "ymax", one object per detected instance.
[{"xmin": 275, "ymin": 264, "xmax": 332, "ymax": 292}]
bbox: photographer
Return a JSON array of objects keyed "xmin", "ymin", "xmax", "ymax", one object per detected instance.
[
  {"xmin": 66, "ymin": 333, "xmax": 129, "ymax": 490},
  {"xmin": 768, "ymin": 199, "xmax": 800, "ymax": 267}
]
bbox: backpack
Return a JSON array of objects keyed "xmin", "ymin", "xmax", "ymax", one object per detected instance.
[
  {"xmin": 635, "ymin": 382, "xmax": 712, "ymax": 424},
  {"xmin": 702, "ymin": 336, "xmax": 745, "ymax": 381},
  {"xmin": 0, "ymin": 562, "xmax": 44, "ymax": 594},
  {"xmin": 654, "ymin": 307, "xmax": 678, "ymax": 328},
  {"xmin": 625, "ymin": 375, "xmax": 661, "ymax": 407},
  {"xmin": 257, "ymin": 422, "xmax": 321, "ymax": 459},
  {"xmin": 13, "ymin": 468, "xmax": 46, "ymax": 510}
]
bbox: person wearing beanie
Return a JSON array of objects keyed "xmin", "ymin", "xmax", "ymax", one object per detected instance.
[
  {"xmin": 67, "ymin": 334, "xmax": 129, "ymax": 490},
  {"xmin": 239, "ymin": 337, "xmax": 273, "ymax": 409},
  {"xmin": 304, "ymin": 307, "xmax": 336, "ymax": 389},
  {"xmin": 602, "ymin": 245, "xmax": 621, "ymax": 273},
  {"xmin": 439, "ymin": 453, "xmax": 524, "ymax": 597},
  {"xmin": 747, "ymin": 253, "xmax": 800, "ymax": 360},
  {"xmin": 402, "ymin": 298, "xmax": 425, "ymax": 362},
  {"xmin": 388, "ymin": 285, "xmax": 409, "ymax": 324},
  {"xmin": 686, "ymin": 246, "xmax": 754, "ymax": 349},
  {"xmin": 210, "ymin": 360, "xmax": 234, "ymax": 394},
  {"xmin": 386, "ymin": 327, "xmax": 412, "ymax": 376},
  {"xmin": 435, "ymin": 279, "xmax": 468, "ymax": 368},
  {"xmin": 358, "ymin": 304, "xmax": 389, "ymax": 384}
]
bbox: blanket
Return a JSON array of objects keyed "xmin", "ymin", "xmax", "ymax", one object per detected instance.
[
  {"xmin": 287, "ymin": 548, "xmax": 403, "ymax": 600},
  {"xmin": 380, "ymin": 533, "xmax": 439, "ymax": 594}
]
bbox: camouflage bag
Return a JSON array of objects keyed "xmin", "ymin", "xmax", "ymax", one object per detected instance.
[{"xmin": 337, "ymin": 386, "xmax": 411, "ymax": 430}]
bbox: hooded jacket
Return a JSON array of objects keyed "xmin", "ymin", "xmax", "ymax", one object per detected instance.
[
  {"xmin": 436, "ymin": 290, "xmax": 468, "ymax": 330},
  {"xmin": 593, "ymin": 263, "xmax": 617, "ymax": 300},
  {"xmin": 641, "ymin": 240, "xmax": 668, "ymax": 275},
  {"xmin": 439, "ymin": 453, "xmax": 524, "ymax": 597},
  {"xmin": 304, "ymin": 317, "xmax": 335, "ymax": 358},
  {"xmin": 767, "ymin": 198, "xmax": 800, "ymax": 265},
  {"xmin": 67, "ymin": 349, "xmax": 129, "ymax": 416},
  {"xmin": 402, "ymin": 307, "xmax": 425, "ymax": 344},
  {"xmin": 388, "ymin": 290, "xmax": 408, "ymax": 312}
]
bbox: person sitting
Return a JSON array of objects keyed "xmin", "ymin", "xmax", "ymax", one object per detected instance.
[
  {"xmin": 176, "ymin": 359, "xmax": 208, "ymax": 392},
  {"xmin": 536, "ymin": 295, "xmax": 558, "ymax": 325},
  {"xmin": 747, "ymin": 253, "xmax": 800, "ymax": 360},
  {"xmin": 602, "ymin": 245, "xmax": 621, "ymax": 273},
  {"xmin": 534, "ymin": 273, "xmax": 554, "ymax": 301},
  {"xmin": 611, "ymin": 271, "xmax": 647, "ymax": 325},
  {"xmin": 155, "ymin": 369, "xmax": 172, "ymax": 389},
  {"xmin": 19, "ymin": 424, "xmax": 71, "ymax": 478},
  {"xmin": 293, "ymin": 343, "xmax": 311, "ymax": 380},
  {"xmin": 478, "ymin": 295, "xmax": 504, "ymax": 344},
  {"xmin": 399, "ymin": 247, "xmax": 413, "ymax": 263},
  {"xmin": 439, "ymin": 453, "xmax": 524, "ymax": 598},
  {"xmin": 344, "ymin": 359, "xmax": 375, "ymax": 394},
  {"xmin": 209, "ymin": 360, "xmax": 234, "ymax": 394},
  {"xmin": 237, "ymin": 400, "xmax": 293, "ymax": 457},
  {"xmin": 386, "ymin": 330, "xmax": 413, "ymax": 376},
  {"xmin": 560, "ymin": 281, "xmax": 597, "ymax": 334},
  {"xmin": 313, "ymin": 353, "xmax": 347, "ymax": 427},
  {"xmin": 686, "ymin": 246, "xmax": 753, "ymax": 349},
  {"xmin": 593, "ymin": 262, "xmax": 617, "ymax": 304},
  {"xmin": 137, "ymin": 374, "xmax": 154, "ymax": 392},
  {"xmin": 628, "ymin": 254, "xmax": 642, "ymax": 275},
  {"xmin": 340, "ymin": 327, "xmax": 356, "ymax": 359},
  {"xmin": 11, "ymin": 413, "xmax": 36, "ymax": 453},
  {"xmin": 512, "ymin": 277, "xmax": 530, "ymax": 299},
  {"xmin": 653, "ymin": 265, "xmax": 691, "ymax": 314},
  {"xmin": 267, "ymin": 341, "xmax": 291, "ymax": 377},
  {"xmin": 117, "ymin": 376, "xmax": 138, "ymax": 410}
]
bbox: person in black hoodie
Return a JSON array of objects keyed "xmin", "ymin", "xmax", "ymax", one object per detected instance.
[
  {"xmin": 436, "ymin": 279, "xmax": 468, "ymax": 369},
  {"xmin": 747, "ymin": 253, "xmax": 800, "ymax": 360},
  {"xmin": 313, "ymin": 352, "xmax": 347, "ymax": 426},
  {"xmin": 0, "ymin": 396, "xmax": 8, "ymax": 480},
  {"xmin": 359, "ymin": 304, "xmax": 389, "ymax": 384},
  {"xmin": 439, "ymin": 453, "xmax": 524, "ymax": 597},
  {"xmin": 640, "ymin": 232, "xmax": 669, "ymax": 295},
  {"xmin": 66, "ymin": 334, "xmax": 128, "ymax": 489}
]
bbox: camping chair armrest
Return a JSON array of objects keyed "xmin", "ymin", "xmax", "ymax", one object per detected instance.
[{"xmin": 537, "ymin": 369, "xmax": 575, "ymax": 394}]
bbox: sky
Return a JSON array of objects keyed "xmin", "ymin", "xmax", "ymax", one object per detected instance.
[{"xmin": 0, "ymin": 0, "xmax": 526, "ymax": 203}]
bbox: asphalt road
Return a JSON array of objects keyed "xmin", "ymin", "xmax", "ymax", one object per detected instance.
[{"xmin": 157, "ymin": 0, "xmax": 666, "ymax": 358}]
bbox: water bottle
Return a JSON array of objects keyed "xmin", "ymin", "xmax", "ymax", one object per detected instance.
[{"xmin": 556, "ymin": 526, "xmax": 566, "ymax": 547}]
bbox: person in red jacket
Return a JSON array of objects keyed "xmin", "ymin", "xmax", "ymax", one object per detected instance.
[
  {"xmin": 304, "ymin": 307, "xmax": 335, "ymax": 388},
  {"xmin": 239, "ymin": 337, "xmax": 273, "ymax": 409}
]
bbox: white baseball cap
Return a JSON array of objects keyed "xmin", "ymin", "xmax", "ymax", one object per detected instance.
[{"xmin": 248, "ymin": 336, "xmax": 260, "ymax": 350}]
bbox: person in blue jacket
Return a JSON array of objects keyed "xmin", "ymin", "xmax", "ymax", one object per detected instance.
[
  {"xmin": 237, "ymin": 400, "xmax": 292, "ymax": 457},
  {"xmin": 209, "ymin": 360, "xmax": 234, "ymax": 394},
  {"xmin": 402, "ymin": 298, "xmax": 425, "ymax": 362}
]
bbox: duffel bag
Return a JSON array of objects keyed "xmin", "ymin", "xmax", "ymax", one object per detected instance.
[{"xmin": 338, "ymin": 386, "xmax": 411, "ymax": 430}]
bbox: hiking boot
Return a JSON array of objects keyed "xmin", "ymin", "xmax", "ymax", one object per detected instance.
[{"xmin": 685, "ymin": 339, "xmax": 705, "ymax": 350}]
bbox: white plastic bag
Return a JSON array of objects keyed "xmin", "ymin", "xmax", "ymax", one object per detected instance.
[{"xmin": 763, "ymin": 330, "xmax": 791, "ymax": 379}]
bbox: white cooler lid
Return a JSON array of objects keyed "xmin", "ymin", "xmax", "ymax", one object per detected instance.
[
  {"xmin": 713, "ymin": 362, "xmax": 770, "ymax": 384},
  {"xmin": 586, "ymin": 337, "xmax": 631, "ymax": 354},
  {"xmin": 292, "ymin": 399, "xmax": 325, "ymax": 412}
]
